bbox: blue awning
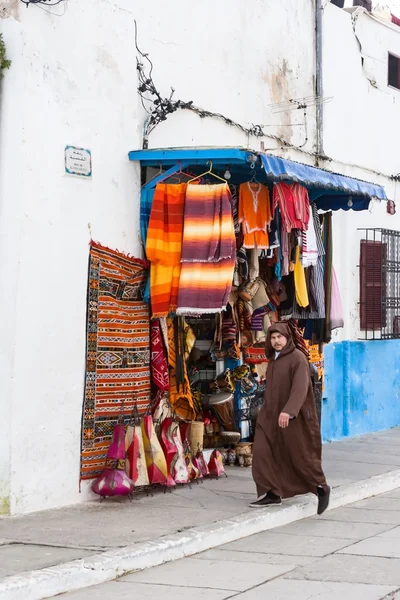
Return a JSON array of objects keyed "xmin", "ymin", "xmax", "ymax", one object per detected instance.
[
  {"xmin": 128, "ymin": 148, "xmax": 387, "ymax": 211},
  {"xmin": 261, "ymin": 154, "xmax": 387, "ymax": 211}
]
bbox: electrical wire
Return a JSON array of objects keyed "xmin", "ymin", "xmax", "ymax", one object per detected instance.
[{"xmin": 20, "ymin": 0, "xmax": 64, "ymax": 7}]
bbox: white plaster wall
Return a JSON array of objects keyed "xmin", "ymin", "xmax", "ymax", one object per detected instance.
[
  {"xmin": 0, "ymin": 0, "xmax": 316, "ymax": 514},
  {"xmin": 323, "ymin": 4, "xmax": 400, "ymax": 341},
  {"xmin": 0, "ymin": 0, "xmax": 144, "ymax": 514}
]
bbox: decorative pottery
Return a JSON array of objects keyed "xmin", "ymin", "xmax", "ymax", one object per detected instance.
[
  {"xmin": 227, "ymin": 449, "xmax": 237, "ymax": 466},
  {"xmin": 220, "ymin": 431, "xmax": 241, "ymax": 446},
  {"xmin": 244, "ymin": 455, "xmax": 253, "ymax": 468}
]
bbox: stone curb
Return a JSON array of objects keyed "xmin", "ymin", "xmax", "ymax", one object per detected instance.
[{"xmin": 2, "ymin": 468, "xmax": 400, "ymax": 600}]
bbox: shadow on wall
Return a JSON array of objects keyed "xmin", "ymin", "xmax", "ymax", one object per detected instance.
[{"xmin": 322, "ymin": 340, "xmax": 400, "ymax": 441}]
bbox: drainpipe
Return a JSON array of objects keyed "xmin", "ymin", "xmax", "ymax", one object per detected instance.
[{"xmin": 315, "ymin": 0, "xmax": 324, "ymax": 160}]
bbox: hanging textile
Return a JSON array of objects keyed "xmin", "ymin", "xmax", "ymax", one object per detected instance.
[
  {"xmin": 229, "ymin": 184, "xmax": 244, "ymax": 249},
  {"xmin": 323, "ymin": 212, "xmax": 334, "ymax": 342},
  {"xmin": 273, "ymin": 182, "xmax": 310, "ymax": 233},
  {"xmin": 146, "ymin": 183, "xmax": 186, "ymax": 318},
  {"xmin": 301, "ymin": 205, "xmax": 319, "ymax": 268},
  {"xmin": 150, "ymin": 319, "xmax": 169, "ymax": 393},
  {"xmin": 287, "ymin": 319, "xmax": 310, "ymax": 360},
  {"xmin": 294, "ymin": 245, "xmax": 309, "ymax": 308},
  {"xmin": 167, "ymin": 318, "xmax": 196, "ymax": 421},
  {"xmin": 140, "ymin": 187, "xmax": 156, "ymax": 249},
  {"xmin": 293, "ymin": 203, "xmax": 325, "ymax": 320},
  {"xmin": 177, "ymin": 183, "xmax": 236, "ymax": 315},
  {"xmin": 80, "ymin": 242, "xmax": 150, "ymax": 481},
  {"xmin": 238, "ymin": 182, "xmax": 271, "ymax": 249}
]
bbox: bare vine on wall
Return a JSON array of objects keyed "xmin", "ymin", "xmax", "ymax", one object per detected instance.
[
  {"xmin": 134, "ymin": 20, "xmax": 303, "ymax": 151},
  {"xmin": 20, "ymin": 0, "xmax": 65, "ymax": 6},
  {"xmin": 0, "ymin": 33, "xmax": 11, "ymax": 80}
]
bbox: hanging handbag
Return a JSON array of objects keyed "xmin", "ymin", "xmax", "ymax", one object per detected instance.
[
  {"xmin": 210, "ymin": 369, "xmax": 234, "ymax": 393},
  {"xmin": 208, "ymin": 449, "xmax": 226, "ymax": 478},
  {"xmin": 160, "ymin": 418, "xmax": 178, "ymax": 488},
  {"xmin": 92, "ymin": 423, "xmax": 135, "ymax": 498},
  {"xmin": 141, "ymin": 414, "xmax": 168, "ymax": 485},
  {"xmin": 170, "ymin": 420, "xmax": 190, "ymax": 484},
  {"xmin": 125, "ymin": 421, "xmax": 150, "ymax": 488},
  {"xmin": 238, "ymin": 279, "xmax": 260, "ymax": 302}
]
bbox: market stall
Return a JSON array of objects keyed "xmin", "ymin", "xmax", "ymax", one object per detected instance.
[
  {"xmin": 132, "ymin": 147, "xmax": 386, "ymax": 469},
  {"xmin": 82, "ymin": 147, "xmax": 387, "ymax": 498}
]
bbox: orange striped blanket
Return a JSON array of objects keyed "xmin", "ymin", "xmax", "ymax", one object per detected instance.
[
  {"xmin": 177, "ymin": 183, "xmax": 236, "ymax": 315},
  {"xmin": 146, "ymin": 183, "xmax": 186, "ymax": 318}
]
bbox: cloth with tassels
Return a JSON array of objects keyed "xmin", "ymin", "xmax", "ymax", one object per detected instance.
[{"xmin": 177, "ymin": 183, "xmax": 236, "ymax": 315}]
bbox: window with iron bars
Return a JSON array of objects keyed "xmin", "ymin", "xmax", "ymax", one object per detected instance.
[{"xmin": 359, "ymin": 228, "xmax": 400, "ymax": 340}]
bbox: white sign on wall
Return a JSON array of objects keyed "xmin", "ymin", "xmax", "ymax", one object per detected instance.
[{"xmin": 65, "ymin": 146, "xmax": 92, "ymax": 177}]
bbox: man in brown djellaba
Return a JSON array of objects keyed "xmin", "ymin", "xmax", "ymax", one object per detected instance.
[{"xmin": 250, "ymin": 322, "xmax": 330, "ymax": 515}]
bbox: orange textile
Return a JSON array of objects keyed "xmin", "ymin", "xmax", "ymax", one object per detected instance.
[
  {"xmin": 146, "ymin": 183, "xmax": 186, "ymax": 317},
  {"xmin": 167, "ymin": 318, "xmax": 196, "ymax": 421},
  {"xmin": 239, "ymin": 182, "xmax": 272, "ymax": 249}
]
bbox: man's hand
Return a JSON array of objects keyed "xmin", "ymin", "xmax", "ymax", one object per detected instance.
[{"xmin": 278, "ymin": 412, "xmax": 291, "ymax": 428}]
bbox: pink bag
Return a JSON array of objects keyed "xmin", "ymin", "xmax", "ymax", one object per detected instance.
[
  {"xmin": 208, "ymin": 449, "xmax": 226, "ymax": 479},
  {"xmin": 92, "ymin": 423, "xmax": 135, "ymax": 498},
  {"xmin": 141, "ymin": 415, "xmax": 168, "ymax": 485}
]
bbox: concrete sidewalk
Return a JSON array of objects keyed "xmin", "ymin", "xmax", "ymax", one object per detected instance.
[
  {"xmin": 1, "ymin": 428, "xmax": 400, "ymax": 599},
  {"xmin": 53, "ymin": 488, "xmax": 400, "ymax": 599}
]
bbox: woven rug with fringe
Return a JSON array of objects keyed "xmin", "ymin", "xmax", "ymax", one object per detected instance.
[{"xmin": 80, "ymin": 241, "xmax": 151, "ymax": 480}]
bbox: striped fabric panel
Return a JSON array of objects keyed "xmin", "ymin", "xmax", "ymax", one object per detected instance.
[
  {"xmin": 181, "ymin": 183, "xmax": 235, "ymax": 263},
  {"xmin": 146, "ymin": 184, "xmax": 186, "ymax": 317},
  {"xmin": 177, "ymin": 183, "xmax": 236, "ymax": 315},
  {"xmin": 146, "ymin": 183, "xmax": 187, "ymax": 266},
  {"xmin": 177, "ymin": 259, "xmax": 235, "ymax": 315}
]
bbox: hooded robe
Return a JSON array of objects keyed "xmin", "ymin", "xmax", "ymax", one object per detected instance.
[{"xmin": 252, "ymin": 322, "xmax": 327, "ymax": 498}]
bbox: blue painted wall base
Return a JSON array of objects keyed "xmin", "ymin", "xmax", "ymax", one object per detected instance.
[{"xmin": 322, "ymin": 340, "xmax": 400, "ymax": 442}]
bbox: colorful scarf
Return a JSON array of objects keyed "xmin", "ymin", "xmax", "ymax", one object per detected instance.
[
  {"xmin": 150, "ymin": 319, "xmax": 169, "ymax": 392},
  {"xmin": 287, "ymin": 319, "xmax": 310, "ymax": 360},
  {"xmin": 167, "ymin": 318, "xmax": 196, "ymax": 421},
  {"xmin": 140, "ymin": 187, "xmax": 156, "ymax": 249},
  {"xmin": 146, "ymin": 184, "xmax": 186, "ymax": 317},
  {"xmin": 177, "ymin": 183, "xmax": 236, "ymax": 315}
]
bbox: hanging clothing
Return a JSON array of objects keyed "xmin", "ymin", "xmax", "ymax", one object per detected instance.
[
  {"xmin": 150, "ymin": 319, "xmax": 169, "ymax": 393},
  {"xmin": 323, "ymin": 212, "xmax": 334, "ymax": 343},
  {"xmin": 281, "ymin": 221, "xmax": 290, "ymax": 277},
  {"xmin": 273, "ymin": 182, "xmax": 311, "ymax": 233},
  {"xmin": 146, "ymin": 183, "xmax": 186, "ymax": 317},
  {"xmin": 301, "ymin": 205, "xmax": 319, "ymax": 268},
  {"xmin": 274, "ymin": 209, "xmax": 283, "ymax": 281},
  {"xmin": 239, "ymin": 182, "xmax": 272, "ymax": 249},
  {"xmin": 293, "ymin": 203, "xmax": 325, "ymax": 320},
  {"xmin": 252, "ymin": 323, "xmax": 327, "ymax": 499},
  {"xmin": 167, "ymin": 318, "xmax": 196, "ymax": 421},
  {"xmin": 177, "ymin": 183, "xmax": 236, "ymax": 315},
  {"xmin": 294, "ymin": 245, "xmax": 309, "ymax": 308},
  {"xmin": 229, "ymin": 184, "xmax": 244, "ymax": 249}
]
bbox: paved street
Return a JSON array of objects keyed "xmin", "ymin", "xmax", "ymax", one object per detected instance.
[{"xmin": 50, "ymin": 489, "xmax": 400, "ymax": 599}]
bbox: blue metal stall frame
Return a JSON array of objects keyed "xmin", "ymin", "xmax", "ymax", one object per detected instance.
[{"xmin": 129, "ymin": 147, "xmax": 387, "ymax": 211}]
